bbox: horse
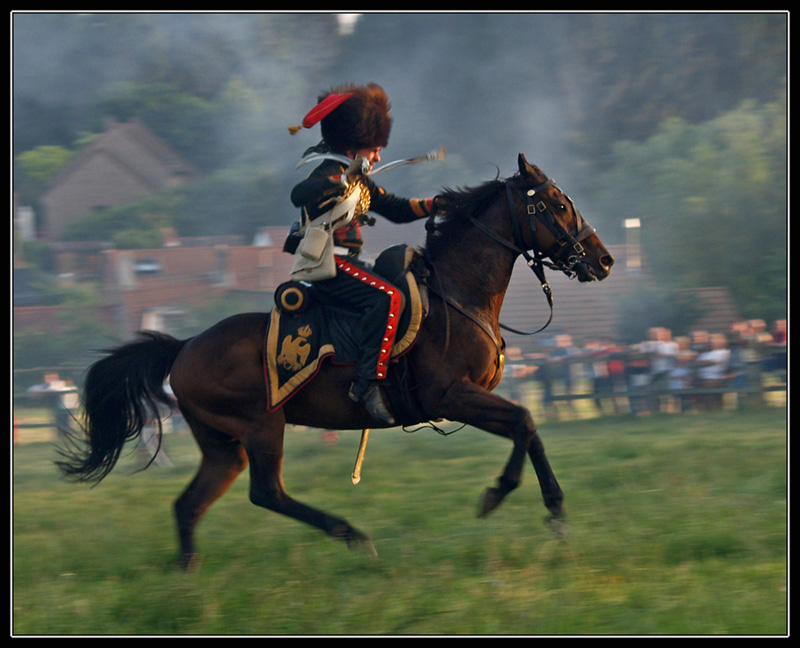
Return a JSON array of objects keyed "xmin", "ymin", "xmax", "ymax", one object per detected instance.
[{"xmin": 57, "ymin": 154, "xmax": 614, "ymax": 567}]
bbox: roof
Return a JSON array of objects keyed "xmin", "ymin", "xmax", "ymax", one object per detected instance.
[{"xmin": 43, "ymin": 121, "xmax": 201, "ymax": 196}]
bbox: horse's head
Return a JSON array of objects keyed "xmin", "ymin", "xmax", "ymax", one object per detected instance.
[{"xmin": 512, "ymin": 154, "xmax": 614, "ymax": 282}]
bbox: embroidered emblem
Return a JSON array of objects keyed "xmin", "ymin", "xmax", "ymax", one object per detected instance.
[{"xmin": 277, "ymin": 325, "xmax": 313, "ymax": 372}]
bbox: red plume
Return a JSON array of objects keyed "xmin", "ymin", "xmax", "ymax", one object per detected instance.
[{"xmin": 289, "ymin": 92, "xmax": 355, "ymax": 135}]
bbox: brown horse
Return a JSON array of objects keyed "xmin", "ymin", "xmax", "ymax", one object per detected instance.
[{"xmin": 57, "ymin": 154, "xmax": 614, "ymax": 567}]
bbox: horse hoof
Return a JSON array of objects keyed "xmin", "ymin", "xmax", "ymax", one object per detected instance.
[
  {"xmin": 345, "ymin": 529, "xmax": 378, "ymax": 557},
  {"xmin": 179, "ymin": 552, "xmax": 203, "ymax": 572},
  {"xmin": 546, "ymin": 516, "xmax": 568, "ymax": 539},
  {"xmin": 348, "ymin": 535, "xmax": 379, "ymax": 558},
  {"xmin": 477, "ymin": 487, "xmax": 504, "ymax": 518}
]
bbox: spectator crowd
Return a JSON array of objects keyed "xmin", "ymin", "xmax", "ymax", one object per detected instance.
[{"xmin": 503, "ymin": 318, "xmax": 787, "ymax": 419}]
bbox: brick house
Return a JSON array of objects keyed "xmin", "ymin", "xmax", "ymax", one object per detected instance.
[
  {"xmin": 39, "ymin": 121, "xmax": 202, "ymax": 239},
  {"xmin": 99, "ymin": 227, "xmax": 295, "ymax": 337}
]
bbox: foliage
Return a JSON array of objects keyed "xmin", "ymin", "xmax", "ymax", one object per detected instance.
[
  {"xmin": 590, "ymin": 97, "xmax": 787, "ymax": 321},
  {"xmin": 559, "ymin": 13, "xmax": 787, "ymax": 159},
  {"xmin": 14, "ymin": 145, "xmax": 75, "ymax": 205},
  {"xmin": 170, "ymin": 163, "xmax": 286, "ymax": 237},
  {"xmin": 112, "ymin": 228, "xmax": 164, "ymax": 250},
  {"xmin": 97, "ymin": 81, "xmax": 220, "ymax": 172},
  {"xmin": 61, "ymin": 193, "xmax": 180, "ymax": 244}
]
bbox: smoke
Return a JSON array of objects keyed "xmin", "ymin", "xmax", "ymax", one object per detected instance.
[{"xmin": 12, "ymin": 12, "xmax": 788, "ymax": 344}]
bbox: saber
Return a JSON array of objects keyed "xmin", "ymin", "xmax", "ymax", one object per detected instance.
[
  {"xmin": 295, "ymin": 151, "xmax": 352, "ymax": 170},
  {"xmin": 351, "ymin": 428, "xmax": 370, "ymax": 485},
  {"xmin": 370, "ymin": 146, "xmax": 446, "ymax": 176},
  {"xmin": 295, "ymin": 146, "xmax": 446, "ymax": 174}
]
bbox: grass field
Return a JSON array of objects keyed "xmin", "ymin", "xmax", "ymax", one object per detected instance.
[{"xmin": 12, "ymin": 407, "xmax": 787, "ymax": 636}]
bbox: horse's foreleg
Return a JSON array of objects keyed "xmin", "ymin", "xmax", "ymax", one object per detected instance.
[
  {"xmin": 435, "ymin": 378, "xmax": 564, "ymax": 520},
  {"xmin": 243, "ymin": 420, "xmax": 377, "ymax": 557},
  {"xmin": 527, "ymin": 430, "xmax": 565, "ymax": 521}
]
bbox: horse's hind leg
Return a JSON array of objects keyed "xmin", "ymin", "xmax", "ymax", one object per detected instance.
[
  {"xmin": 243, "ymin": 414, "xmax": 377, "ymax": 556},
  {"xmin": 174, "ymin": 412, "xmax": 248, "ymax": 569}
]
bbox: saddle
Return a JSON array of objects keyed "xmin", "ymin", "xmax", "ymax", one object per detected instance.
[{"xmin": 264, "ymin": 244, "xmax": 429, "ymax": 419}]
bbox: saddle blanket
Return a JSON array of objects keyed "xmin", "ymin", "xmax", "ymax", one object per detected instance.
[{"xmin": 264, "ymin": 245, "xmax": 427, "ymax": 411}]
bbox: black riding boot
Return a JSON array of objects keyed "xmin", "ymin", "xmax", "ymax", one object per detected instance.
[{"xmin": 349, "ymin": 379, "xmax": 395, "ymax": 425}]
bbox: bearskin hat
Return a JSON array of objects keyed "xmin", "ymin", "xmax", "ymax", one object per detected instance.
[{"xmin": 292, "ymin": 83, "xmax": 392, "ymax": 154}]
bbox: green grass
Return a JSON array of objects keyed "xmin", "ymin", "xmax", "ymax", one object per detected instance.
[{"xmin": 13, "ymin": 408, "xmax": 787, "ymax": 636}]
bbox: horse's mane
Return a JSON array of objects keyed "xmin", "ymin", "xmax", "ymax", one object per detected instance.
[{"xmin": 424, "ymin": 175, "xmax": 510, "ymax": 257}]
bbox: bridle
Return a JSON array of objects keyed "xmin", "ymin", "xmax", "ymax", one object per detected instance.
[
  {"xmin": 507, "ymin": 177, "xmax": 596, "ymax": 280},
  {"xmin": 462, "ymin": 175, "xmax": 597, "ymax": 335}
]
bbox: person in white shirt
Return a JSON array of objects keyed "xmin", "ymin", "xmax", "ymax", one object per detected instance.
[{"xmin": 695, "ymin": 333, "xmax": 731, "ymax": 410}]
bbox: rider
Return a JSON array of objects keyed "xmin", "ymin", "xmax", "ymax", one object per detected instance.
[{"xmin": 288, "ymin": 82, "xmax": 439, "ymax": 425}]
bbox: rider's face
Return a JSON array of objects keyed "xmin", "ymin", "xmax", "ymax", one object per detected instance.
[{"xmin": 349, "ymin": 147, "xmax": 382, "ymax": 169}]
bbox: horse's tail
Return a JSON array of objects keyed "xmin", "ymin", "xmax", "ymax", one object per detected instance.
[{"xmin": 56, "ymin": 331, "xmax": 188, "ymax": 484}]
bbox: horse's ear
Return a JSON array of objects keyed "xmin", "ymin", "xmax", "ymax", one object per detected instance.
[
  {"xmin": 518, "ymin": 153, "xmax": 530, "ymax": 175},
  {"xmin": 518, "ymin": 154, "xmax": 546, "ymax": 183}
]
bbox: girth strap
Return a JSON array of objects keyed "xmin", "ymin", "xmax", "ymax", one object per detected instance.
[{"xmin": 425, "ymin": 280, "xmax": 504, "ymax": 355}]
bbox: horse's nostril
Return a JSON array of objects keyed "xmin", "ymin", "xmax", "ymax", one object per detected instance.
[{"xmin": 600, "ymin": 255, "xmax": 615, "ymax": 269}]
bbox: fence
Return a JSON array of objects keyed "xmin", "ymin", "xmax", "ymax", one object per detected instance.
[{"xmin": 502, "ymin": 346, "xmax": 787, "ymax": 419}]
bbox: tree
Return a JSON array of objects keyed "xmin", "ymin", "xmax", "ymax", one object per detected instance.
[
  {"xmin": 590, "ymin": 97, "xmax": 786, "ymax": 321},
  {"xmin": 14, "ymin": 145, "xmax": 74, "ymax": 205}
]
